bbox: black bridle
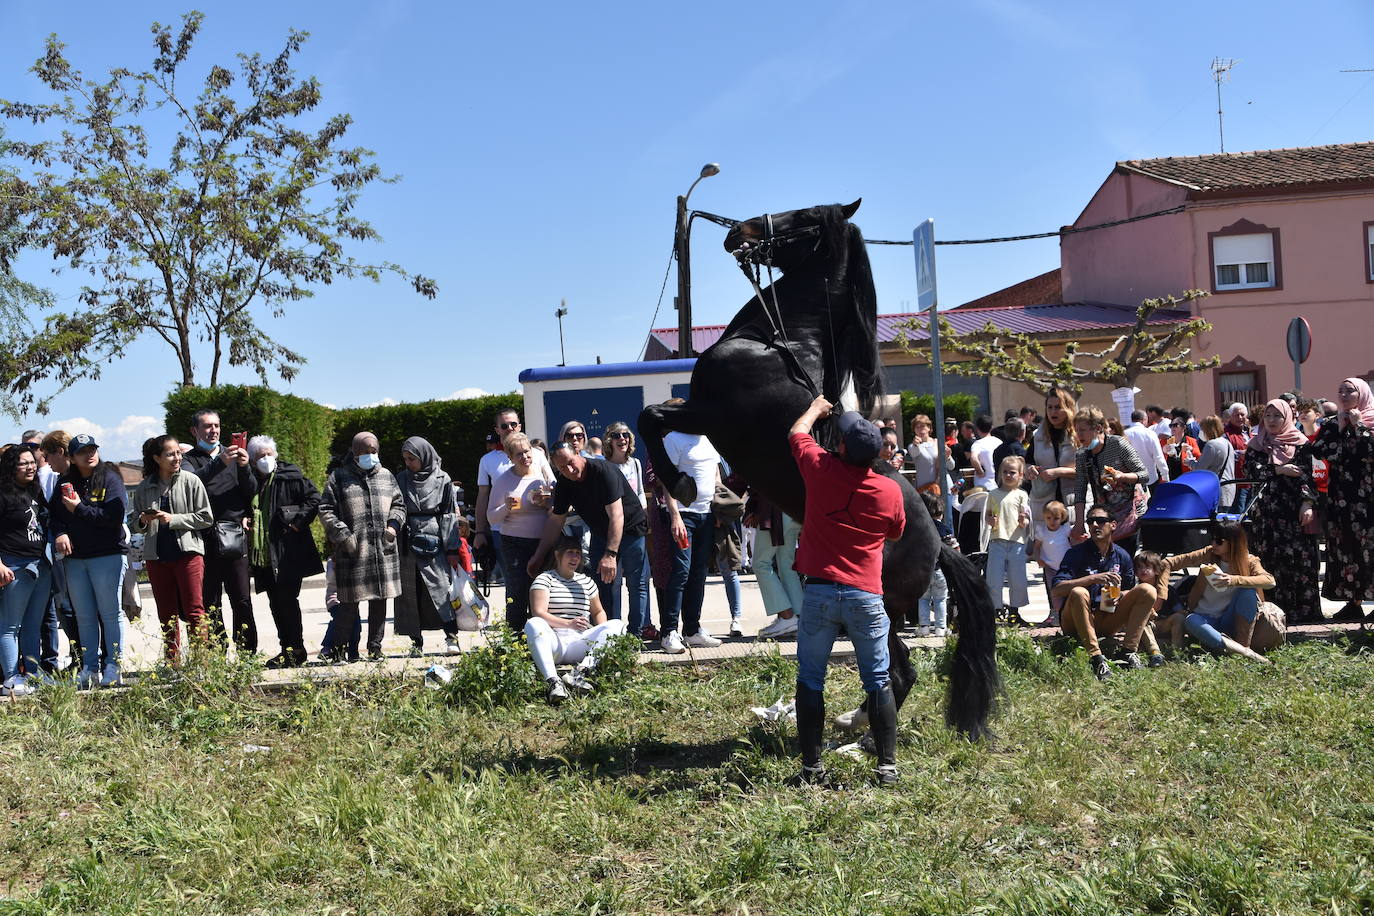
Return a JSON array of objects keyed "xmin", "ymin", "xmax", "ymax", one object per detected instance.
[{"xmin": 729, "ymin": 213, "xmax": 825, "ymax": 397}]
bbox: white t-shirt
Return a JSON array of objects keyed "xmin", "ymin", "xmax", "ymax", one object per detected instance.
[
  {"xmin": 486, "ymin": 466, "xmax": 555, "ymax": 539},
  {"xmin": 610, "ymin": 456, "xmax": 647, "ymax": 508},
  {"xmin": 663, "ymin": 432, "xmax": 719, "ymax": 515},
  {"xmin": 478, "ymin": 447, "xmax": 552, "ymax": 532},
  {"xmin": 970, "ymin": 435, "xmax": 1002, "ymax": 490},
  {"xmin": 1038, "ymin": 525, "xmax": 1071, "ymax": 570},
  {"xmin": 1125, "ymin": 423, "xmax": 1169, "ymax": 485},
  {"xmin": 530, "ymin": 569, "xmax": 597, "ymax": 622}
]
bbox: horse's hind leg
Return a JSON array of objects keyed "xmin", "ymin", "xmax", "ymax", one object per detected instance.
[
  {"xmin": 637, "ymin": 401, "xmax": 716, "ymax": 504},
  {"xmin": 886, "ymin": 627, "xmax": 917, "ymax": 711}
]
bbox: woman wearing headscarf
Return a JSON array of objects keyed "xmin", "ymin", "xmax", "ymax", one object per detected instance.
[
  {"xmin": 1302, "ymin": 378, "xmax": 1374, "ymax": 621},
  {"xmin": 247, "ymin": 435, "xmax": 323, "ymax": 668},
  {"xmin": 317, "ymin": 431, "xmax": 406, "ymax": 660},
  {"xmin": 394, "ymin": 437, "xmax": 463, "ymax": 655},
  {"xmin": 1243, "ymin": 399, "xmax": 1320, "ymax": 624}
]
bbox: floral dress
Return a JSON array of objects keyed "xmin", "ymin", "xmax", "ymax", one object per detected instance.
[
  {"xmin": 1244, "ymin": 445, "xmax": 1321, "ymax": 623},
  {"xmin": 1302, "ymin": 420, "xmax": 1374, "ymax": 602}
]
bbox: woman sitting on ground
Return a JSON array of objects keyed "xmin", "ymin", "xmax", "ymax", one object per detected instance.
[
  {"xmin": 1161, "ymin": 521, "xmax": 1274, "ymax": 663},
  {"xmin": 526, "ymin": 535, "xmax": 627, "ymax": 705}
]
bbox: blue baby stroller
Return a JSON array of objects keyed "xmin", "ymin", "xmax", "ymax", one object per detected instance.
[{"xmin": 1139, "ymin": 471, "xmax": 1266, "ymax": 556}]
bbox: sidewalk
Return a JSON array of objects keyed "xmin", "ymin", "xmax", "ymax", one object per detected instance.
[{"xmin": 109, "ymin": 565, "xmax": 1365, "ymax": 686}]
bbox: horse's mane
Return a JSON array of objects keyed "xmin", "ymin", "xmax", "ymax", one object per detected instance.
[{"xmin": 834, "ymin": 215, "xmax": 882, "ymax": 416}]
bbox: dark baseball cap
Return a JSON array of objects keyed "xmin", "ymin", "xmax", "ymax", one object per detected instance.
[
  {"xmin": 69, "ymin": 434, "xmax": 99, "ymax": 453},
  {"xmin": 484, "ymin": 433, "xmax": 500, "ymax": 445},
  {"xmin": 836, "ymin": 411, "xmax": 881, "ymax": 466}
]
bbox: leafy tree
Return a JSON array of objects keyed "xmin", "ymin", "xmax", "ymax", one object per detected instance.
[
  {"xmin": 0, "ymin": 130, "xmax": 54, "ymax": 420},
  {"xmin": 895, "ymin": 290, "xmax": 1220, "ymax": 397},
  {"xmin": 0, "ymin": 11, "xmax": 436, "ymax": 415}
]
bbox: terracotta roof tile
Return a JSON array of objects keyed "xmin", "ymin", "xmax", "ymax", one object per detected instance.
[{"xmin": 1117, "ymin": 142, "xmax": 1374, "ymax": 193}]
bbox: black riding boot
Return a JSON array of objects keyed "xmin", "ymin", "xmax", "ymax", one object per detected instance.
[
  {"xmin": 794, "ymin": 683, "xmax": 826, "ymax": 778},
  {"xmin": 867, "ymin": 684, "xmax": 898, "ymax": 786}
]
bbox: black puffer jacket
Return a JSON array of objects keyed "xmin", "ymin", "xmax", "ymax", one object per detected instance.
[{"xmin": 251, "ymin": 461, "xmax": 324, "ymax": 590}]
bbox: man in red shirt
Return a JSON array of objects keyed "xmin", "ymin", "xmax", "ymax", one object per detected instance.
[{"xmin": 790, "ymin": 396, "xmax": 906, "ymax": 786}]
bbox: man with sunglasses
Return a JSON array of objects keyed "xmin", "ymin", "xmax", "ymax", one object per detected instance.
[
  {"xmin": 1053, "ymin": 507, "xmax": 1159, "ymax": 680},
  {"xmin": 474, "ymin": 408, "xmax": 551, "ymax": 575}
]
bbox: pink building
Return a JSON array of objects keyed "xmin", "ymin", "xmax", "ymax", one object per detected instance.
[{"xmin": 1062, "ymin": 142, "xmax": 1374, "ymax": 412}]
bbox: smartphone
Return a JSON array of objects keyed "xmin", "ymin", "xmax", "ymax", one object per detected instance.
[{"xmin": 231, "ymin": 431, "xmax": 247, "ymax": 450}]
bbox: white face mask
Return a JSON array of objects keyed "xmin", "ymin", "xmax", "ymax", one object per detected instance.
[
  {"xmin": 356, "ymin": 453, "xmax": 379, "ymax": 470},
  {"xmin": 256, "ymin": 456, "xmax": 276, "ymax": 475}
]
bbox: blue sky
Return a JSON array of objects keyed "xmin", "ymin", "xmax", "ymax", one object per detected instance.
[{"xmin": 3, "ymin": 0, "xmax": 1372, "ymax": 457}]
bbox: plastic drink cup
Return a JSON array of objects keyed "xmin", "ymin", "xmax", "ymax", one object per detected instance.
[
  {"xmin": 1108, "ymin": 583, "xmax": 1122, "ymax": 601},
  {"xmin": 675, "ymin": 529, "xmax": 690, "ymax": 550},
  {"xmin": 510, "ymin": 495, "xmax": 521, "ymax": 511}
]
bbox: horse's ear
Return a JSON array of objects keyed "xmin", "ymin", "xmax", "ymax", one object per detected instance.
[{"xmin": 841, "ymin": 198, "xmax": 862, "ymax": 219}]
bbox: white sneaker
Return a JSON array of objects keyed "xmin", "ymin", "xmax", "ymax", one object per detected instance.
[
  {"xmin": 660, "ymin": 630, "xmax": 685, "ymax": 654},
  {"xmin": 561, "ymin": 668, "xmax": 594, "ymax": 694},
  {"xmin": 833, "ymin": 706, "xmax": 869, "ymax": 731},
  {"xmin": 3, "ymin": 676, "xmax": 35, "ymax": 698},
  {"xmin": 444, "ymin": 634, "xmax": 462, "ymax": 655},
  {"xmin": 915, "ymin": 625, "xmax": 931, "ymax": 637},
  {"xmin": 758, "ymin": 614, "xmax": 799, "ymax": 638},
  {"xmin": 728, "ymin": 619, "xmax": 745, "ymax": 638},
  {"xmin": 100, "ymin": 662, "xmax": 123, "ymax": 688},
  {"xmin": 77, "ymin": 667, "xmax": 99, "ymax": 690},
  {"xmin": 684, "ymin": 630, "xmax": 721, "ymax": 649},
  {"xmin": 933, "ymin": 627, "xmax": 948, "ymax": 638}
]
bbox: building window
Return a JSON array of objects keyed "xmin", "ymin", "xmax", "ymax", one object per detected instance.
[
  {"xmin": 1365, "ymin": 221, "xmax": 1374, "ymax": 283},
  {"xmin": 1208, "ymin": 219, "xmax": 1282, "ymax": 294},
  {"xmin": 1213, "ymin": 355, "xmax": 1267, "ymax": 412},
  {"xmin": 1213, "ymin": 234, "xmax": 1275, "ymax": 290}
]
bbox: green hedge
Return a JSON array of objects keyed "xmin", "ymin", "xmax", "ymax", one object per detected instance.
[
  {"xmin": 163, "ymin": 385, "xmax": 337, "ymax": 495},
  {"xmin": 329, "ymin": 393, "xmax": 523, "ymax": 489},
  {"xmin": 899, "ymin": 391, "xmax": 981, "ymax": 433}
]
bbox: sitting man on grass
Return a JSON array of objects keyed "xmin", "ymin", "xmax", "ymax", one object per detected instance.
[
  {"xmin": 1053, "ymin": 507, "xmax": 1165, "ymax": 680},
  {"xmin": 525, "ymin": 535, "xmax": 628, "ymax": 704}
]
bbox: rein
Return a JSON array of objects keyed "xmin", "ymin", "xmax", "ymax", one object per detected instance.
[{"xmin": 731, "ymin": 213, "xmax": 829, "ymax": 399}]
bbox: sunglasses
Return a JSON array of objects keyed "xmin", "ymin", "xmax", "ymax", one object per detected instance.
[
  {"xmin": 1086, "ymin": 517, "xmax": 1113, "ymax": 526},
  {"xmin": 1338, "ymin": 387, "xmax": 1358, "ymax": 395},
  {"xmin": 498, "ymin": 422, "xmax": 521, "ymax": 430},
  {"xmin": 1170, "ymin": 422, "xmax": 1184, "ymax": 427},
  {"xmin": 608, "ymin": 431, "xmax": 631, "ymax": 439},
  {"xmin": 568, "ymin": 432, "xmax": 586, "ymax": 440}
]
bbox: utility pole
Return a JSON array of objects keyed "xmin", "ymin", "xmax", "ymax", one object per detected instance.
[{"xmin": 673, "ymin": 163, "xmax": 720, "ymax": 359}]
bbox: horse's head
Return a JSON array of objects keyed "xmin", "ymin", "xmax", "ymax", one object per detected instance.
[{"xmin": 725, "ymin": 199, "xmax": 861, "ymax": 272}]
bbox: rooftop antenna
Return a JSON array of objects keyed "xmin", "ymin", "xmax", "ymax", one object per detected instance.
[{"xmin": 1211, "ymin": 57, "xmax": 1238, "ymax": 153}]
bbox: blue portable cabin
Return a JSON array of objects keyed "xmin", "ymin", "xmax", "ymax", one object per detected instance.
[
  {"xmin": 519, "ymin": 358, "xmax": 695, "ymax": 448},
  {"xmin": 1138, "ymin": 470, "xmax": 1221, "ymax": 555}
]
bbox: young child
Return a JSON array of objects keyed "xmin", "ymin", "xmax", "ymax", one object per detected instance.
[
  {"xmin": 1031, "ymin": 500, "xmax": 1072, "ymax": 628},
  {"xmin": 916, "ymin": 491, "xmax": 955, "ymax": 637},
  {"xmin": 1131, "ymin": 550, "xmax": 1180, "ymax": 652},
  {"xmin": 984, "ymin": 456, "xmax": 1032, "ymax": 621}
]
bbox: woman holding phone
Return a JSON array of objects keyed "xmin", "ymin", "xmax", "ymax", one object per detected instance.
[{"xmin": 128, "ymin": 435, "xmax": 213, "ymax": 664}]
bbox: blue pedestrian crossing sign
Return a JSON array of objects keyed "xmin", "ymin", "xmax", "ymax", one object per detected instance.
[{"xmin": 914, "ymin": 219, "xmax": 938, "ymax": 311}]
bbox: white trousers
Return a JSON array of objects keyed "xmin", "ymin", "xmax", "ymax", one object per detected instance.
[{"xmin": 524, "ymin": 617, "xmax": 627, "ymax": 682}]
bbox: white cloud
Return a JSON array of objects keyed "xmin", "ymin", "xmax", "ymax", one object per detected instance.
[
  {"xmin": 43, "ymin": 415, "xmax": 165, "ymax": 462},
  {"xmin": 445, "ymin": 387, "xmax": 491, "ymax": 400},
  {"xmin": 361, "ymin": 397, "xmax": 400, "ymax": 408},
  {"xmin": 319, "ymin": 402, "xmax": 339, "ymax": 411}
]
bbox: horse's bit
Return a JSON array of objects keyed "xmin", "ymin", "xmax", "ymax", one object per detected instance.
[{"xmin": 730, "ymin": 213, "xmax": 825, "ymax": 396}]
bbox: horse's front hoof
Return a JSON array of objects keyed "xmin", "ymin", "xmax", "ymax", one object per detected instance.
[{"xmin": 670, "ymin": 476, "xmax": 698, "ymax": 505}]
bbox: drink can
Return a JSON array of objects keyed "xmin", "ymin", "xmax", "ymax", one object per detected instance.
[{"xmin": 61, "ymin": 482, "xmax": 76, "ymax": 501}]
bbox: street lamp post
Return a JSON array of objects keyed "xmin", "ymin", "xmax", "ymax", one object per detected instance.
[
  {"xmin": 673, "ymin": 162, "xmax": 720, "ymax": 359},
  {"xmin": 555, "ymin": 299, "xmax": 568, "ymax": 366}
]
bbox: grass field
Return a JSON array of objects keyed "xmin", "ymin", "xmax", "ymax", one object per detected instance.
[{"xmin": 3, "ymin": 632, "xmax": 1374, "ymax": 915}]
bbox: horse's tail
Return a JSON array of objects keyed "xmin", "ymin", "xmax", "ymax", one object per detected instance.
[
  {"xmin": 842, "ymin": 221, "xmax": 882, "ymax": 415},
  {"xmin": 938, "ymin": 543, "xmax": 1000, "ymax": 739}
]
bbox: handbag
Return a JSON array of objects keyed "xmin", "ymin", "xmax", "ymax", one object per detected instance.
[
  {"xmin": 446, "ymin": 567, "xmax": 490, "ymax": 631},
  {"xmin": 213, "ymin": 519, "xmax": 247, "ymax": 560},
  {"xmin": 407, "ymin": 514, "xmax": 443, "ymax": 559},
  {"xmin": 1087, "ymin": 451, "xmax": 1145, "ymax": 541}
]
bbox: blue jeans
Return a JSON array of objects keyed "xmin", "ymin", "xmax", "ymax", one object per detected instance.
[
  {"xmin": 321, "ymin": 602, "xmax": 362, "ymax": 655},
  {"xmin": 588, "ymin": 531, "xmax": 649, "ymax": 634},
  {"xmin": 919, "ymin": 567, "xmax": 948, "ymax": 630},
  {"xmin": 65, "ymin": 554, "xmax": 127, "ymax": 671},
  {"xmin": 718, "ymin": 558, "xmax": 741, "ymax": 620},
  {"xmin": 662, "ymin": 511, "xmax": 712, "ymax": 637},
  {"xmin": 1224, "ymin": 487, "xmax": 1251, "ymax": 516},
  {"xmin": 796, "ymin": 582, "xmax": 890, "ymax": 693},
  {"xmin": 985, "ymin": 539, "xmax": 1029, "ymax": 608},
  {"xmin": 499, "ymin": 534, "xmax": 542, "ymax": 632},
  {"xmin": 0, "ymin": 555, "xmax": 53, "ymax": 682},
  {"xmin": 1185, "ymin": 588, "xmax": 1260, "ymax": 652}
]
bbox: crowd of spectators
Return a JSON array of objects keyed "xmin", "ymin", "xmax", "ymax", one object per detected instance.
[{"xmin": 0, "ymin": 376, "xmax": 1371, "ymax": 697}]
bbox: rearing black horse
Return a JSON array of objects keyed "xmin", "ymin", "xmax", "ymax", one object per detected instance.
[{"xmin": 638, "ymin": 200, "xmax": 999, "ymax": 738}]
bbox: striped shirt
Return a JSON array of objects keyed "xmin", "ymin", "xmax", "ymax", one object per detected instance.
[{"xmin": 530, "ymin": 570, "xmax": 597, "ymax": 622}]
